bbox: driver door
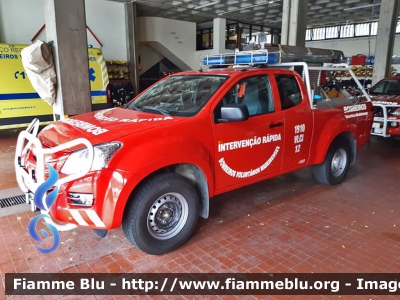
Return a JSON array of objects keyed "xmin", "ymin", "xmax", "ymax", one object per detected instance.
[{"xmin": 211, "ymin": 75, "xmax": 285, "ymax": 191}]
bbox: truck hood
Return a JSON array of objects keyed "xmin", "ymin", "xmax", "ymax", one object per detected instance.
[
  {"xmin": 370, "ymin": 94, "xmax": 400, "ymax": 105},
  {"xmin": 38, "ymin": 107, "xmax": 184, "ymax": 148}
]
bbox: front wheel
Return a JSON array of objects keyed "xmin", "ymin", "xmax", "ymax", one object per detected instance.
[
  {"xmin": 313, "ymin": 141, "xmax": 350, "ymax": 185},
  {"xmin": 122, "ymin": 173, "xmax": 199, "ymax": 255}
]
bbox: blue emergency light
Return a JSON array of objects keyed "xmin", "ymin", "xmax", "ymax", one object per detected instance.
[{"xmin": 202, "ymin": 52, "xmax": 278, "ymax": 66}]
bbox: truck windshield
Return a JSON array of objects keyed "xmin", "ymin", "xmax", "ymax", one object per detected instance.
[
  {"xmin": 370, "ymin": 79, "xmax": 400, "ymax": 95},
  {"xmin": 125, "ymin": 75, "xmax": 228, "ymax": 116}
]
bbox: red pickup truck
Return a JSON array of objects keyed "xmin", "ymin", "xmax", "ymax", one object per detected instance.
[
  {"xmin": 15, "ymin": 61, "xmax": 373, "ymax": 255},
  {"xmin": 368, "ymin": 76, "xmax": 400, "ymax": 137}
]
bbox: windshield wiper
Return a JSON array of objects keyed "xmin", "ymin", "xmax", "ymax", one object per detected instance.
[{"xmin": 142, "ymin": 106, "xmax": 170, "ymax": 116}]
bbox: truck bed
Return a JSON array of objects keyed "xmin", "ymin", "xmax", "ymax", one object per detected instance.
[{"xmin": 314, "ymin": 97, "xmax": 357, "ymax": 109}]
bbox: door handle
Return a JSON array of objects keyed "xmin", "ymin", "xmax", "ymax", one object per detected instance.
[{"xmin": 268, "ymin": 122, "xmax": 284, "ymax": 128}]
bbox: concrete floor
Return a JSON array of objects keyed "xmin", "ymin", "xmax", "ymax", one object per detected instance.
[{"xmin": 1, "ymin": 128, "xmax": 400, "ymax": 299}]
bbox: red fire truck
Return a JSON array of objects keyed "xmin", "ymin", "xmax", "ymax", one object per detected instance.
[
  {"xmin": 369, "ymin": 76, "xmax": 400, "ymax": 138},
  {"xmin": 15, "ymin": 49, "xmax": 373, "ymax": 255}
]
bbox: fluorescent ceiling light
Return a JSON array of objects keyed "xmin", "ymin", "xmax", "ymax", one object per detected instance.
[
  {"xmin": 343, "ymin": 3, "xmax": 381, "ymax": 11},
  {"xmin": 218, "ymin": 0, "xmax": 274, "ymax": 15},
  {"xmin": 194, "ymin": 1, "xmax": 220, "ymax": 9}
]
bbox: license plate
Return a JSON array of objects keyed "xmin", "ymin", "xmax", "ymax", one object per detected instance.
[
  {"xmin": 372, "ymin": 122, "xmax": 380, "ymax": 129},
  {"xmin": 374, "ymin": 128, "xmax": 383, "ymax": 134}
]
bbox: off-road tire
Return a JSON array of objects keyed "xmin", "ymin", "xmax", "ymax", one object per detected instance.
[
  {"xmin": 313, "ymin": 141, "xmax": 350, "ymax": 185},
  {"xmin": 122, "ymin": 173, "xmax": 199, "ymax": 255}
]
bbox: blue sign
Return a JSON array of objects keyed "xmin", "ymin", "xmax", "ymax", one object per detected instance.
[
  {"xmin": 28, "ymin": 165, "xmax": 61, "ymax": 254},
  {"xmin": 89, "ymin": 68, "xmax": 96, "ymax": 82}
]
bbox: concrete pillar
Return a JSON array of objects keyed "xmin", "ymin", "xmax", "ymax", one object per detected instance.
[
  {"xmin": 281, "ymin": 0, "xmax": 308, "ymax": 47},
  {"xmin": 213, "ymin": 18, "xmax": 226, "ymax": 53},
  {"xmin": 125, "ymin": 2, "xmax": 139, "ymax": 95},
  {"xmin": 45, "ymin": 0, "xmax": 91, "ymax": 119},
  {"xmin": 281, "ymin": 0, "xmax": 290, "ymax": 45},
  {"xmin": 372, "ymin": 0, "xmax": 400, "ymax": 85}
]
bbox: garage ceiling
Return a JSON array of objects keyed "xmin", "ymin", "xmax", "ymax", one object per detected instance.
[{"xmin": 109, "ymin": 0, "xmax": 383, "ymax": 28}]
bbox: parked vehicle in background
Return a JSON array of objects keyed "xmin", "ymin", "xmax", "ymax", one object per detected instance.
[
  {"xmin": 15, "ymin": 50, "xmax": 374, "ymax": 255},
  {"xmin": 0, "ymin": 43, "xmax": 110, "ymax": 130},
  {"xmin": 369, "ymin": 77, "xmax": 400, "ymax": 138}
]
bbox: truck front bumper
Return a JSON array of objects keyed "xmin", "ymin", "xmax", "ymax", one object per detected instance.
[
  {"xmin": 14, "ymin": 118, "xmax": 95, "ymax": 231},
  {"xmin": 371, "ymin": 103, "xmax": 400, "ymax": 137}
]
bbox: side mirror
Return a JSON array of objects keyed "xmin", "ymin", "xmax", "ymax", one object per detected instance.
[{"xmin": 218, "ymin": 104, "xmax": 249, "ymax": 123}]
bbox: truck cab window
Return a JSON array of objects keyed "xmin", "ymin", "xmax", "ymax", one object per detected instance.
[
  {"xmin": 215, "ymin": 75, "xmax": 274, "ymax": 122},
  {"xmin": 275, "ymin": 74, "xmax": 302, "ymax": 110}
]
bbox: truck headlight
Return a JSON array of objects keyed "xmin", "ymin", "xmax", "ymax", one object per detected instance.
[{"xmin": 61, "ymin": 142, "xmax": 122, "ymax": 175}]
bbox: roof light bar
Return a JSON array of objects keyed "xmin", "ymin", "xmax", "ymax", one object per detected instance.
[
  {"xmin": 201, "ymin": 50, "xmax": 278, "ymax": 67},
  {"xmin": 200, "ymin": 46, "xmax": 346, "ymax": 68}
]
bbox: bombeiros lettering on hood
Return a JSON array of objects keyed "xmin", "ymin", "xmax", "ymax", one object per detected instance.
[
  {"xmin": 218, "ymin": 134, "xmax": 281, "ymax": 179},
  {"xmin": 62, "ymin": 118, "xmax": 108, "ymax": 136},
  {"xmin": 94, "ymin": 108, "xmax": 174, "ymax": 123},
  {"xmin": 62, "ymin": 108, "xmax": 175, "ymax": 136}
]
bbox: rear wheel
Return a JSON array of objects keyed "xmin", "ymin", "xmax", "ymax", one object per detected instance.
[
  {"xmin": 313, "ymin": 141, "xmax": 350, "ymax": 185},
  {"xmin": 122, "ymin": 173, "xmax": 199, "ymax": 255}
]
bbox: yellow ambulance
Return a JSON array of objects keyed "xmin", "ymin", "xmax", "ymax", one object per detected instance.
[{"xmin": 0, "ymin": 43, "xmax": 110, "ymax": 130}]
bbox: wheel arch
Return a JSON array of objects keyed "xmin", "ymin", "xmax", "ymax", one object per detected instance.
[
  {"xmin": 334, "ymin": 131, "xmax": 357, "ymax": 165},
  {"xmin": 115, "ymin": 163, "xmax": 210, "ymax": 228},
  {"xmin": 312, "ymin": 131, "xmax": 356, "ymax": 185},
  {"xmin": 312, "ymin": 130, "xmax": 357, "ymax": 165},
  {"xmin": 172, "ymin": 163, "xmax": 210, "ymax": 219}
]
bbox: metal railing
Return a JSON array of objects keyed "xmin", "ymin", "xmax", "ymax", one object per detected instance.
[
  {"xmin": 14, "ymin": 118, "xmax": 95, "ymax": 230},
  {"xmin": 370, "ymin": 103, "xmax": 400, "ymax": 137}
]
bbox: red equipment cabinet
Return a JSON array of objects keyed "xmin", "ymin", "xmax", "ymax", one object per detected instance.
[{"xmin": 351, "ymin": 54, "xmax": 367, "ymax": 65}]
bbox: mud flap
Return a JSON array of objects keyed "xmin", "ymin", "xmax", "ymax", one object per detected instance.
[{"xmin": 93, "ymin": 229, "xmax": 107, "ymax": 238}]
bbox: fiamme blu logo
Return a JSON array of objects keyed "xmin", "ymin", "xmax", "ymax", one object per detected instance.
[{"xmin": 27, "ymin": 164, "xmax": 61, "ymax": 254}]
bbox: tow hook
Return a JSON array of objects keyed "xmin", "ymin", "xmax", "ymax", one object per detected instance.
[{"xmin": 93, "ymin": 229, "xmax": 107, "ymax": 238}]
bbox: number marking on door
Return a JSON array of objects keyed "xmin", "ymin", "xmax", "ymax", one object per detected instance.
[{"xmin": 294, "ymin": 124, "xmax": 306, "ymax": 153}]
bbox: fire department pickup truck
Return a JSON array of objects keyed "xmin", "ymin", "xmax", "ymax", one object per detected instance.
[
  {"xmin": 15, "ymin": 50, "xmax": 374, "ymax": 255},
  {"xmin": 368, "ymin": 76, "xmax": 400, "ymax": 137}
]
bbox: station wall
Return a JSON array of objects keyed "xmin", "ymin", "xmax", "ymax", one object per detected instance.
[{"xmin": 0, "ymin": 0, "xmax": 127, "ymax": 60}]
